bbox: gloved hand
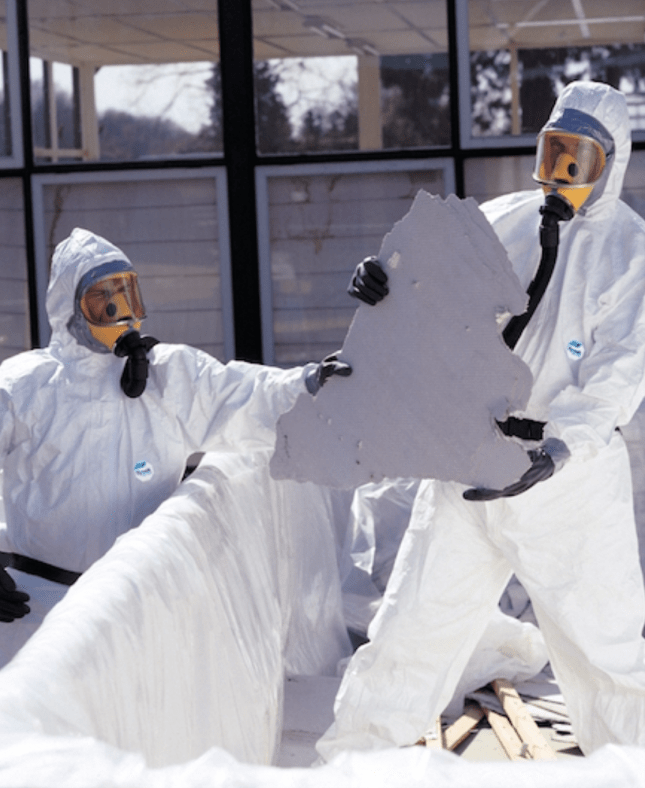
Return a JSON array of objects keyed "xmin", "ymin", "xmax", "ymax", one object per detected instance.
[
  {"xmin": 305, "ymin": 352, "xmax": 352, "ymax": 395},
  {"xmin": 0, "ymin": 565, "xmax": 30, "ymax": 623},
  {"xmin": 463, "ymin": 438, "xmax": 570, "ymax": 502},
  {"xmin": 348, "ymin": 256, "xmax": 389, "ymax": 305}
]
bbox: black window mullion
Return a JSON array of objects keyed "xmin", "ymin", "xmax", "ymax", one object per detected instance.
[
  {"xmin": 447, "ymin": 0, "xmax": 464, "ymax": 198},
  {"xmin": 217, "ymin": 0, "xmax": 263, "ymax": 363},
  {"xmin": 16, "ymin": 0, "xmax": 39, "ymax": 348}
]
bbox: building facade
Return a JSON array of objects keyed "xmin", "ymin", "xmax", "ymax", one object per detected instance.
[{"xmin": 1, "ymin": 0, "xmax": 644, "ymax": 365}]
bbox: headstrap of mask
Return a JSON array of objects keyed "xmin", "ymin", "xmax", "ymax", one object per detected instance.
[{"xmin": 77, "ymin": 260, "xmax": 134, "ymax": 296}]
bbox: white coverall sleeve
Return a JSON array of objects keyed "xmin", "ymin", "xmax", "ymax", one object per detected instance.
[
  {"xmin": 171, "ymin": 349, "xmax": 314, "ymax": 455},
  {"xmin": 545, "ymin": 282, "xmax": 645, "ymax": 456},
  {"xmin": 0, "ymin": 390, "xmax": 12, "ymax": 455},
  {"xmin": 0, "ymin": 393, "xmax": 13, "ymax": 548}
]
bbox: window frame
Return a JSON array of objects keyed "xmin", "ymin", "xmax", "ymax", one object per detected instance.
[
  {"xmin": 456, "ymin": 0, "xmax": 645, "ymax": 150},
  {"xmin": 256, "ymin": 157, "xmax": 455, "ymax": 365},
  {"xmin": 31, "ymin": 167, "xmax": 234, "ymax": 358},
  {"xmin": 0, "ymin": 0, "xmax": 641, "ymax": 362},
  {"xmin": 0, "ymin": 0, "xmax": 24, "ymax": 168}
]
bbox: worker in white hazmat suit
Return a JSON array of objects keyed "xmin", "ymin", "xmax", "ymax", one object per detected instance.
[
  {"xmin": 0, "ymin": 227, "xmax": 350, "ymax": 667},
  {"xmin": 317, "ymin": 81, "xmax": 645, "ymax": 759}
]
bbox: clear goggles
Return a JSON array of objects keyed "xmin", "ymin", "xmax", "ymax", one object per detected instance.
[
  {"xmin": 533, "ymin": 131, "xmax": 607, "ymax": 189},
  {"xmin": 80, "ymin": 271, "xmax": 146, "ymax": 326}
]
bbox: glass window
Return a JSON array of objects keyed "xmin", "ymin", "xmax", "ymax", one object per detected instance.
[
  {"xmin": 466, "ymin": 0, "xmax": 645, "ymax": 143},
  {"xmin": 0, "ymin": 178, "xmax": 29, "ymax": 361},
  {"xmin": 31, "ymin": 59, "xmax": 82, "ymax": 162},
  {"xmin": 252, "ymin": 0, "xmax": 450, "ymax": 154},
  {"xmin": 35, "ymin": 173, "xmax": 232, "ymax": 358},
  {"xmin": 622, "ymin": 149, "xmax": 645, "ymax": 222},
  {"xmin": 465, "ymin": 150, "xmax": 645, "ymax": 224},
  {"xmin": 258, "ymin": 162, "xmax": 453, "ymax": 364},
  {"xmin": 464, "ymin": 155, "xmax": 535, "ymax": 204},
  {"xmin": 0, "ymin": 50, "xmax": 10, "ymax": 158},
  {"xmin": 27, "ymin": 0, "xmax": 221, "ymax": 162},
  {"xmin": 0, "ymin": 0, "xmax": 21, "ymax": 164}
]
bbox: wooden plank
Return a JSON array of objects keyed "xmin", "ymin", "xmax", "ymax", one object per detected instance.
[
  {"xmin": 483, "ymin": 707, "xmax": 527, "ymax": 761},
  {"xmin": 443, "ymin": 703, "xmax": 485, "ymax": 751},
  {"xmin": 422, "ymin": 716, "xmax": 444, "ymax": 749},
  {"xmin": 492, "ymin": 678, "xmax": 558, "ymax": 761}
]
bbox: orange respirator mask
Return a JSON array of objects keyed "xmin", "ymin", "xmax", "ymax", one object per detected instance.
[
  {"xmin": 69, "ymin": 261, "xmax": 146, "ymax": 353},
  {"xmin": 533, "ymin": 107, "xmax": 615, "ymax": 213}
]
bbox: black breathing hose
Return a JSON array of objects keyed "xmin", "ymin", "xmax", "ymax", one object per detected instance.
[
  {"xmin": 502, "ymin": 194, "xmax": 574, "ymax": 350},
  {"xmin": 113, "ymin": 330, "xmax": 159, "ymax": 398}
]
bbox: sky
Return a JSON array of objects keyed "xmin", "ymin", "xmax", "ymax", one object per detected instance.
[
  {"xmin": 94, "ymin": 62, "xmax": 214, "ymax": 134},
  {"xmin": 92, "ymin": 57, "xmax": 357, "ymax": 136}
]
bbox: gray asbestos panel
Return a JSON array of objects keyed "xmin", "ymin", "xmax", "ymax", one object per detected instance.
[{"xmin": 270, "ymin": 191, "xmax": 533, "ymax": 490}]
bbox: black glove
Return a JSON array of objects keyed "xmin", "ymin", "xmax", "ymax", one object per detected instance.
[
  {"xmin": 463, "ymin": 438, "xmax": 570, "ymax": 502},
  {"xmin": 305, "ymin": 352, "xmax": 352, "ymax": 395},
  {"xmin": 0, "ymin": 565, "xmax": 30, "ymax": 623},
  {"xmin": 348, "ymin": 257, "xmax": 389, "ymax": 305}
]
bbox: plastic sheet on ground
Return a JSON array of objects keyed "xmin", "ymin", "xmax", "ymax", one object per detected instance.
[
  {"xmin": 0, "ymin": 726, "xmax": 644, "ymax": 787},
  {"xmin": 0, "ymin": 449, "xmax": 350, "ymax": 772}
]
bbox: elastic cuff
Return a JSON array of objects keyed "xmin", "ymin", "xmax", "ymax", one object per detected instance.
[{"xmin": 304, "ymin": 363, "xmax": 320, "ymax": 395}]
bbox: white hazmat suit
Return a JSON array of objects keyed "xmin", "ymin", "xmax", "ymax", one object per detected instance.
[
  {"xmin": 0, "ymin": 228, "xmax": 310, "ymax": 666},
  {"xmin": 318, "ymin": 82, "xmax": 645, "ymax": 758}
]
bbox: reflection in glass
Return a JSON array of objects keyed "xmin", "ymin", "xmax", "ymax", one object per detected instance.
[
  {"xmin": 0, "ymin": 179, "xmax": 29, "ymax": 361},
  {"xmin": 42, "ymin": 177, "xmax": 227, "ymax": 357},
  {"xmin": 255, "ymin": 56, "xmax": 358, "ymax": 153},
  {"xmin": 265, "ymin": 167, "xmax": 448, "ymax": 365},
  {"xmin": 381, "ymin": 53, "xmax": 450, "ymax": 148},
  {"xmin": 95, "ymin": 62, "xmax": 221, "ymax": 160},
  {"xmin": 0, "ymin": 0, "xmax": 9, "ymax": 157},
  {"xmin": 622, "ymin": 150, "xmax": 645, "ymax": 222},
  {"xmin": 519, "ymin": 45, "xmax": 645, "ymax": 134},
  {"xmin": 468, "ymin": 1, "xmax": 645, "ymax": 139},
  {"xmin": 27, "ymin": 0, "xmax": 221, "ymax": 162},
  {"xmin": 464, "ymin": 155, "xmax": 536, "ymax": 205},
  {"xmin": 0, "ymin": 0, "xmax": 12, "ymax": 158},
  {"xmin": 252, "ymin": 0, "xmax": 450, "ymax": 154},
  {"xmin": 31, "ymin": 59, "xmax": 82, "ymax": 161},
  {"xmin": 0, "ymin": 50, "xmax": 10, "ymax": 157}
]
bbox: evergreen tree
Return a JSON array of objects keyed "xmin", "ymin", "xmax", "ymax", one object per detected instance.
[
  {"xmin": 193, "ymin": 62, "xmax": 223, "ymax": 152},
  {"xmin": 381, "ymin": 54, "xmax": 451, "ymax": 147},
  {"xmin": 253, "ymin": 60, "xmax": 295, "ymax": 153},
  {"xmin": 470, "ymin": 49, "xmax": 511, "ymax": 136},
  {"xmin": 98, "ymin": 109, "xmax": 199, "ymax": 160},
  {"xmin": 30, "ymin": 81, "xmax": 80, "ymax": 156},
  {"xmin": 472, "ymin": 43, "xmax": 645, "ymax": 137},
  {"xmin": 294, "ymin": 94, "xmax": 358, "ymax": 152}
]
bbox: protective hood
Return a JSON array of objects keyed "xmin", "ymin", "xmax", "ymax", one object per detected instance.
[
  {"xmin": 46, "ymin": 228, "xmax": 135, "ymax": 359},
  {"xmin": 540, "ymin": 81, "xmax": 631, "ymax": 217}
]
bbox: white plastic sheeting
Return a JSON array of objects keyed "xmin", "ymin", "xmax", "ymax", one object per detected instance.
[
  {"xmin": 0, "ymin": 724, "xmax": 644, "ymax": 787},
  {"xmin": 622, "ymin": 401, "xmax": 645, "ymax": 586},
  {"xmin": 0, "ymin": 449, "xmax": 350, "ymax": 771},
  {"xmin": 0, "ymin": 455, "xmax": 644, "ymax": 785}
]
